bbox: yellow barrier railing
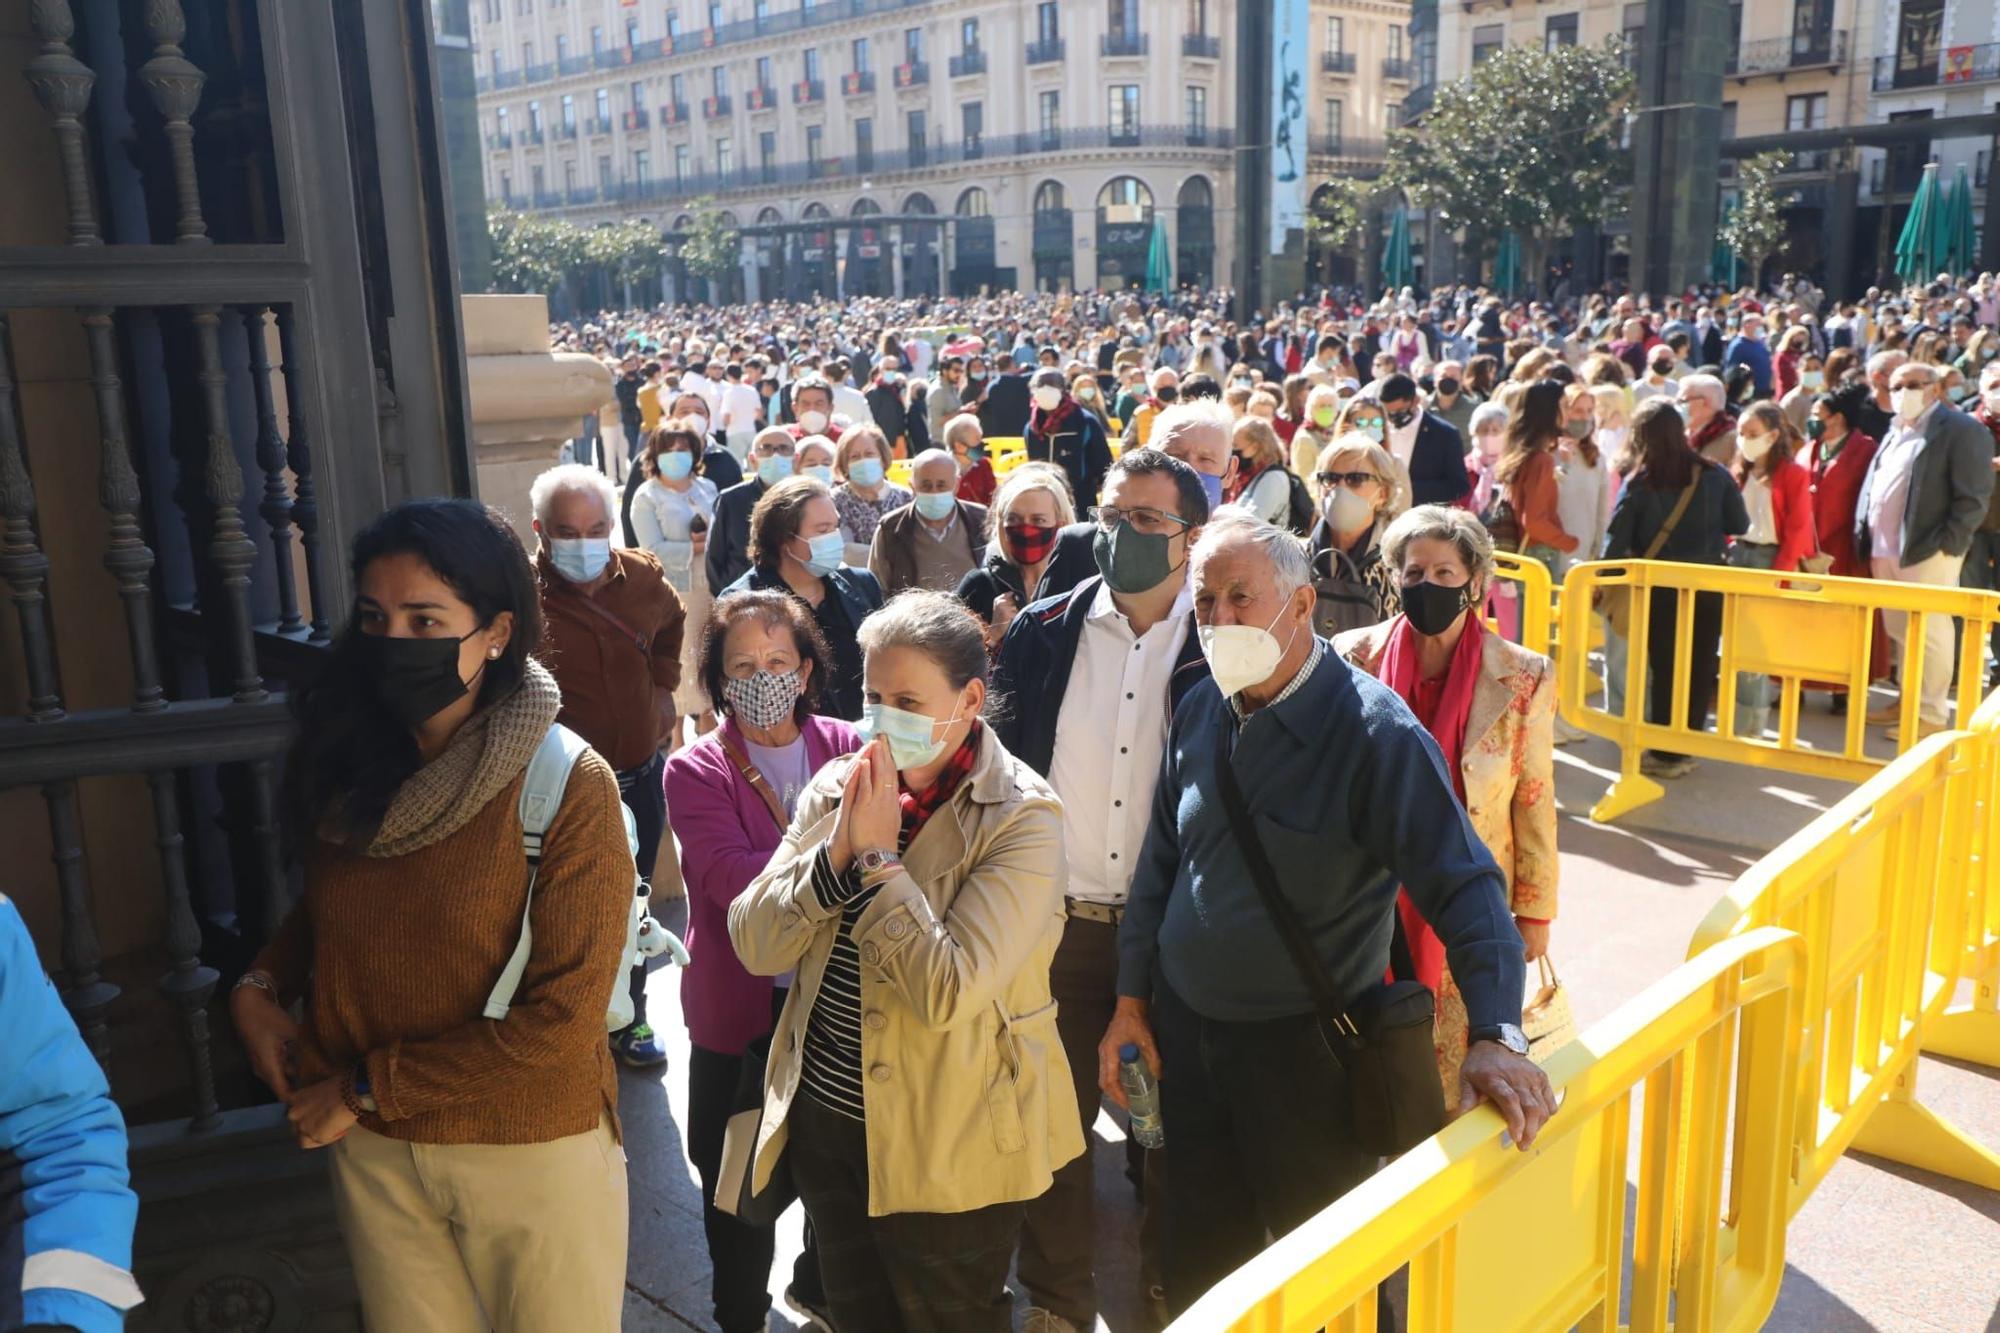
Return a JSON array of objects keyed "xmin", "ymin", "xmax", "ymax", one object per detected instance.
[
  {"xmin": 1929, "ymin": 690, "xmax": 2000, "ymax": 1070},
  {"xmin": 1486, "ymin": 551, "xmax": 1553, "ymax": 659},
  {"xmin": 1687, "ymin": 729, "xmax": 1998, "ymax": 1205},
  {"xmin": 1558, "ymin": 560, "xmax": 2000, "ymax": 822},
  {"xmin": 1170, "ymin": 928, "xmax": 1806, "ymax": 1333}
]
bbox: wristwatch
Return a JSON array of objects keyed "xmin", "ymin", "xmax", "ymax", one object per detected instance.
[
  {"xmin": 855, "ymin": 847, "xmax": 902, "ymax": 878},
  {"xmin": 1469, "ymin": 1023, "xmax": 1531, "ymax": 1055}
]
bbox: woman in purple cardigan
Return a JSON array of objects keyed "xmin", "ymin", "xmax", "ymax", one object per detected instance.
[{"xmin": 665, "ymin": 589, "xmax": 861, "ymax": 1333}]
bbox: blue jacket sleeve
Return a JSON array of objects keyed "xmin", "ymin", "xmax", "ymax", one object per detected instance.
[{"xmin": 0, "ymin": 897, "xmax": 143, "ymax": 1333}]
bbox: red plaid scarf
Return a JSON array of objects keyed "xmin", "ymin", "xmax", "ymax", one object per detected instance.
[{"xmin": 897, "ymin": 720, "xmax": 982, "ymax": 849}]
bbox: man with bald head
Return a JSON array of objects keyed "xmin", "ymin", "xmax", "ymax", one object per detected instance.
[{"xmin": 866, "ymin": 447, "xmax": 988, "ymax": 595}]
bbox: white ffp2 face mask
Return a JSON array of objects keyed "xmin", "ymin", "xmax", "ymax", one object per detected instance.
[
  {"xmin": 1895, "ymin": 387, "xmax": 1931, "ymax": 422},
  {"xmin": 1198, "ymin": 600, "xmax": 1302, "ymax": 698}
]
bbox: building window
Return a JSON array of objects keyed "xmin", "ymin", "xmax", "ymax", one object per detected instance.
[
  {"xmin": 528, "ymin": 99, "xmax": 543, "ymax": 132},
  {"xmin": 1108, "ymin": 84, "xmax": 1139, "ymax": 137},
  {"xmin": 596, "ymin": 87, "xmax": 610, "ymax": 120},
  {"xmin": 1386, "ymin": 102, "xmax": 1402, "ymax": 129},
  {"xmin": 806, "ymin": 123, "xmax": 823, "ymax": 167},
  {"xmin": 485, "ymin": 0, "xmax": 499, "ymax": 20},
  {"xmin": 1108, "ymin": 0, "xmax": 1138, "ymax": 38},
  {"xmin": 564, "ymin": 160, "xmax": 577, "ymax": 190},
  {"xmin": 627, "ymin": 17, "xmax": 640, "ymax": 46},
  {"xmin": 962, "ymin": 101, "xmax": 983, "ymax": 154},
  {"xmin": 1897, "ymin": 0, "xmax": 1944, "ymax": 78},
  {"xmin": 531, "ymin": 164, "xmax": 544, "ymax": 195},
  {"xmin": 754, "ymin": 0, "xmax": 769, "ymax": 21},
  {"xmin": 670, "ymin": 72, "xmax": 686, "ymax": 103},
  {"xmin": 855, "ymin": 116, "xmax": 873, "ymax": 170},
  {"xmin": 500, "ymin": 170, "xmax": 512, "ymax": 198},
  {"xmin": 1036, "ymin": 2, "xmax": 1059, "ymax": 44},
  {"xmin": 709, "ymin": 66, "xmax": 726, "ymax": 97},
  {"xmin": 1720, "ymin": 100, "xmax": 1737, "ymax": 141},
  {"xmin": 1185, "ymin": 85, "xmax": 1207, "ymax": 131},
  {"xmin": 756, "ymin": 55, "xmax": 772, "ymax": 89},
  {"xmin": 905, "ymin": 28, "xmax": 922, "ymax": 64},
  {"xmin": 907, "ymin": 108, "xmax": 926, "ymax": 152},
  {"xmin": 961, "ymin": 17, "xmax": 979, "ymax": 52},
  {"xmin": 1039, "ymin": 90, "xmax": 1060, "ymax": 136},
  {"xmin": 1324, "ymin": 98, "xmax": 1341, "ymax": 143},
  {"xmin": 1623, "ymin": 3, "xmax": 1645, "ymax": 51},
  {"xmin": 521, "ymin": 40, "xmax": 533, "ymax": 68},
  {"xmin": 852, "ymin": 36, "xmax": 870, "ymax": 72},
  {"xmin": 707, "ymin": 2, "xmax": 723, "ymax": 30},
  {"xmin": 759, "ymin": 130, "xmax": 776, "ymax": 168},
  {"xmin": 629, "ymin": 81, "xmax": 644, "ymax": 110},
  {"xmin": 1472, "ymin": 24, "xmax": 1504, "ymax": 64},
  {"xmin": 674, "ymin": 143, "xmax": 690, "ymax": 182},
  {"xmin": 591, "ymin": 26, "xmax": 603, "ymax": 53},
  {"xmin": 1786, "ymin": 91, "xmax": 1827, "ymax": 131},
  {"xmin": 1388, "ymin": 26, "xmax": 1403, "ymax": 61},
  {"xmin": 1188, "ymin": 0, "xmax": 1209, "ymax": 35},
  {"xmin": 555, "ymin": 33, "xmax": 568, "ymax": 62},
  {"xmin": 561, "ymin": 94, "xmax": 576, "ymax": 129},
  {"xmin": 714, "ymin": 136, "xmax": 732, "ymax": 176},
  {"xmin": 630, "ymin": 149, "xmax": 648, "ymax": 185},
  {"xmin": 1545, "ymin": 14, "xmax": 1578, "ymax": 49},
  {"xmin": 490, "ymin": 50, "xmax": 502, "ymax": 77},
  {"xmin": 804, "ymin": 47, "xmax": 821, "ymax": 82},
  {"xmin": 1324, "ymin": 16, "xmax": 1343, "ymax": 54},
  {"xmin": 1978, "ymin": 149, "xmax": 1991, "ymax": 188},
  {"xmin": 598, "ymin": 153, "xmax": 612, "ymax": 183}
]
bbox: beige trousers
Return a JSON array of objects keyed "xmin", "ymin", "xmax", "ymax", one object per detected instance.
[
  {"xmin": 328, "ymin": 1116, "xmax": 628, "ymax": 1333},
  {"xmin": 1872, "ymin": 551, "xmax": 1967, "ymax": 725}
]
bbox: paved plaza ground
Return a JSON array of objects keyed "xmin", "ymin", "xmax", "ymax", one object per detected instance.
[{"xmin": 619, "ymin": 694, "xmax": 2000, "ymax": 1332}]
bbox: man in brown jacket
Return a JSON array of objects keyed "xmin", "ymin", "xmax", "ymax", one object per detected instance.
[
  {"xmin": 532, "ymin": 464, "xmax": 686, "ymax": 1068},
  {"xmin": 867, "ymin": 449, "xmax": 987, "ymax": 596}
]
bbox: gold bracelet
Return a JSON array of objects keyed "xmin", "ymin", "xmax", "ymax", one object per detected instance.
[{"xmin": 232, "ymin": 970, "xmax": 278, "ymax": 998}]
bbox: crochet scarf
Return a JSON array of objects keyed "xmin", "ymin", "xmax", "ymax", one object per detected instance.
[{"xmin": 365, "ymin": 657, "xmax": 563, "ymax": 858}]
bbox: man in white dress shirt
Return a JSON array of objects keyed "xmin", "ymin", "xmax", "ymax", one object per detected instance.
[
  {"xmin": 990, "ymin": 449, "xmax": 1214, "ymax": 1333},
  {"xmin": 1856, "ymin": 361, "xmax": 1996, "ymax": 737}
]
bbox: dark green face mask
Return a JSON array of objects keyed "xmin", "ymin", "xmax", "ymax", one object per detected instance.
[{"xmin": 1092, "ymin": 521, "xmax": 1180, "ymax": 595}]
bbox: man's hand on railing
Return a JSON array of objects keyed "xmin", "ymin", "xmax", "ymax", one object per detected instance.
[{"xmin": 1459, "ymin": 1042, "xmax": 1558, "ymax": 1149}]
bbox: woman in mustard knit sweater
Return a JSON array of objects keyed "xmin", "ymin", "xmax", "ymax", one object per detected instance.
[{"xmin": 229, "ymin": 499, "xmax": 636, "ymax": 1333}]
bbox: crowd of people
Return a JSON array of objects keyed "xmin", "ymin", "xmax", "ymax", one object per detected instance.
[{"xmin": 14, "ymin": 273, "xmax": 1991, "ymax": 1333}]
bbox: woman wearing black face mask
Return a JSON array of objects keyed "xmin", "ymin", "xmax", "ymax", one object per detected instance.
[
  {"xmin": 234, "ymin": 499, "xmax": 635, "ymax": 1330},
  {"xmin": 1333, "ymin": 503, "xmax": 1558, "ymax": 1106}
]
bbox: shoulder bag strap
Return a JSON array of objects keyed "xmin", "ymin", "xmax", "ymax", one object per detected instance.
[
  {"xmin": 1209, "ymin": 719, "xmax": 1363, "ymax": 1047},
  {"xmin": 716, "ymin": 729, "xmax": 792, "ymax": 833},
  {"xmin": 572, "ymin": 588, "xmax": 652, "ymax": 657},
  {"xmin": 1641, "ymin": 471, "xmax": 1703, "ymax": 559}
]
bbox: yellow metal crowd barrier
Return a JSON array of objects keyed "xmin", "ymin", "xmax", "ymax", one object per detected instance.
[
  {"xmin": 1171, "ymin": 928, "xmax": 1807, "ymax": 1333},
  {"xmin": 1485, "ymin": 551, "xmax": 1554, "ymax": 659},
  {"xmin": 1557, "ymin": 559, "xmax": 2000, "ymax": 822}
]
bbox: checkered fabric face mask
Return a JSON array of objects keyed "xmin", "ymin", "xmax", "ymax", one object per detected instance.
[{"xmin": 722, "ymin": 669, "xmax": 802, "ymax": 729}]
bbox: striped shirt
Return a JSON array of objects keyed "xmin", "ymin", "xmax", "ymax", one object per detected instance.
[{"xmin": 798, "ymin": 846, "xmax": 880, "ymax": 1120}]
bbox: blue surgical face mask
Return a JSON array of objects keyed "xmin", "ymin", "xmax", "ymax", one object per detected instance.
[
  {"xmin": 797, "ymin": 531, "xmax": 844, "ymax": 576},
  {"xmin": 805, "ymin": 464, "xmax": 835, "ymax": 485},
  {"xmin": 549, "ymin": 536, "xmax": 611, "ymax": 583},
  {"xmin": 658, "ymin": 450, "xmax": 695, "ymax": 481},
  {"xmin": 758, "ymin": 454, "xmax": 794, "ymax": 486},
  {"xmin": 1358, "ymin": 419, "xmax": 1386, "ymax": 443},
  {"xmin": 914, "ymin": 490, "xmax": 957, "ymax": 521},
  {"xmin": 1196, "ymin": 471, "xmax": 1225, "ymax": 510},
  {"xmin": 848, "ymin": 456, "xmax": 886, "ymax": 487},
  {"xmin": 857, "ymin": 699, "xmax": 963, "ymax": 770}
]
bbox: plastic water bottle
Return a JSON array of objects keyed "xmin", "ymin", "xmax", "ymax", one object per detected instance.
[{"xmin": 1118, "ymin": 1043, "xmax": 1165, "ymax": 1149}]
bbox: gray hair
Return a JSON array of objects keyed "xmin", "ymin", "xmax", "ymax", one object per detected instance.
[
  {"xmin": 940, "ymin": 412, "xmax": 983, "ymax": 451},
  {"xmin": 1677, "ymin": 373, "xmax": 1726, "ymax": 412},
  {"xmin": 1468, "ymin": 402, "xmax": 1509, "ymax": 436},
  {"xmin": 1150, "ymin": 399, "xmax": 1235, "ymax": 456},
  {"xmin": 1191, "ymin": 511, "xmax": 1311, "ymax": 600},
  {"xmin": 1380, "ymin": 504, "xmax": 1496, "ymax": 585},
  {"xmin": 856, "ymin": 589, "xmax": 989, "ymax": 690},
  {"xmin": 529, "ymin": 462, "xmax": 619, "ymax": 527}
]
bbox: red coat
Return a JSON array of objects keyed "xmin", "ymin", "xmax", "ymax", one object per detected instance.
[
  {"xmin": 1804, "ymin": 431, "xmax": 1879, "ymax": 577},
  {"xmin": 1756, "ymin": 456, "xmax": 1815, "ymax": 573}
]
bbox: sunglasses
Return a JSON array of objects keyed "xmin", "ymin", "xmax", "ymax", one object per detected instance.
[{"xmin": 1316, "ymin": 471, "xmax": 1381, "ymax": 489}]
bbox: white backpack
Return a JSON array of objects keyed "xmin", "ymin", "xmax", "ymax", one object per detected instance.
[{"xmin": 484, "ymin": 724, "xmax": 690, "ymax": 1032}]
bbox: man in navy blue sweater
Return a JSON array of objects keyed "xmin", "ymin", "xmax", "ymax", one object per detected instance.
[{"xmin": 1104, "ymin": 512, "xmax": 1556, "ymax": 1318}]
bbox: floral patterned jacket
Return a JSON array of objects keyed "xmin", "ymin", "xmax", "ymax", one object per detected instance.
[{"xmin": 1333, "ymin": 621, "xmax": 1559, "ymax": 923}]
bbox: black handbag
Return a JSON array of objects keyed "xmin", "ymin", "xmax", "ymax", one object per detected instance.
[{"xmin": 1211, "ymin": 723, "xmax": 1447, "ymax": 1157}]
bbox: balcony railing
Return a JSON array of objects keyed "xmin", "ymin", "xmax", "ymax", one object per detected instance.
[
  {"xmin": 582, "ymin": 116, "xmax": 612, "ymax": 136},
  {"xmin": 963, "ymin": 134, "xmax": 983, "ymax": 160},
  {"xmin": 533, "ymin": 189, "xmax": 565, "ymax": 208},
  {"xmin": 660, "ymin": 100, "xmax": 690, "ymax": 125},
  {"xmin": 521, "ymin": 127, "xmax": 545, "ymax": 144},
  {"xmin": 1108, "ymin": 123, "xmax": 1141, "ymax": 146},
  {"xmin": 524, "ymin": 61, "xmax": 553, "ymax": 82},
  {"xmin": 703, "ymin": 93, "xmax": 732, "ymax": 118},
  {"xmin": 487, "ymin": 130, "xmax": 513, "ymax": 148},
  {"xmin": 1873, "ymin": 40, "xmax": 2000, "ymax": 91},
  {"xmin": 1025, "ymin": 37, "xmax": 1064, "ymax": 65},
  {"xmin": 492, "ymin": 69, "xmax": 524, "ymax": 89},
  {"xmin": 1382, "ymin": 57, "xmax": 1411, "ymax": 80},
  {"xmin": 1102, "ymin": 32, "xmax": 1149, "ymax": 58},
  {"xmin": 1322, "ymin": 51, "xmax": 1356, "ymax": 74},
  {"xmin": 894, "ymin": 61, "xmax": 929, "ymax": 88},
  {"xmin": 623, "ymin": 108, "xmax": 650, "ymax": 130},
  {"xmin": 1307, "ymin": 132, "xmax": 1388, "ymax": 162},
  {"xmin": 843, "ymin": 70, "xmax": 876, "ymax": 95},
  {"xmin": 1733, "ymin": 28, "xmax": 1848, "ymax": 76},
  {"xmin": 746, "ymin": 84, "xmax": 778, "ymax": 110},
  {"xmin": 950, "ymin": 49, "xmax": 987, "ymax": 77},
  {"xmin": 794, "ymin": 78, "xmax": 824, "ymax": 104},
  {"xmin": 558, "ymin": 53, "xmax": 592, "ymax": 76},
  {"xmin": 1183, "ymin": 33, "xmax": 1221, "ymax": 59},
  {"xmin": 1403, "ymin": 82, "xmax": 1435, "ymax": 120},
  {"xmin": 553, "ymin": 121, "xmax": 578, "ymax": 141}
]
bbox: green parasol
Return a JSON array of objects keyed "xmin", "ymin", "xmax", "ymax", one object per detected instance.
[
  {"xmin": 1493, "ymin": 231, "xmax": 1522, "ymax": 296},
  {"xmin": 1894, "ymin": 161, "xmax": 1946, "ymax": 286},
  {"xmin": 1381, "ymin": 206, "xmax": 1414, "ymax": 293},
  {"xmin": 1144, "ymin": 216, "xmax": 1172, "ymax": 294},
  {"xmin": 1942, "ymin": 163, "xmax": 1979, "ymax": 277}
]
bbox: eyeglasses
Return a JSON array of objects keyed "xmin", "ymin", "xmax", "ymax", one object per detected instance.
[
  {"xmin": 1088, "ymin": 505, "xmax": 1192, "ymax": 534},
  {"xmin": 754, "ymin": 440, "xmax": 796, "ymax": 457},
  {"xmin": 1316, "ymin": 471, "xmax": 1380, "ymax": 489}
]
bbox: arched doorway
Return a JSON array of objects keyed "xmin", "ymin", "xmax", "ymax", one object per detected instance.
[
  {"xmin": 755, "ymin": 206, "xmax": 784, "ymax": 301},
  {"xmin": 797, "ymin": 201, "xmax": 836, "ymax": 300},
  {"xmin": 667, "ymin": 212, "xmax": 695, "ymax": 304},
  {"xmin": 1176, "ymin": 176, "xmax": 1214, "ymax": 291},
  {"xmin": 902, "ymin": 192, "xmax": 940, "ymax": 296},
  {"xmin": 1032, "ymin": 180, "xmax": 1073, "ymax": 292},
  {"xmin": 953, "ymin": 186, "xmax": 996, "ymax": 295},
  {"xmin": 714, "ymin": 211, "xmax": 744, "ymax": 304},
  {"xmin": 846, "ymin": 198, "xmax": 887, "ymax": 297},
  {"xmin": 1095, "ymin": 176, "xmax": 1153, "ymax": 289}
]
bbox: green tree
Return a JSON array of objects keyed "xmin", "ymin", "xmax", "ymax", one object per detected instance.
[
  {"xmin": 675, "ymin": 199, "xmax": 742, "ymax": 285},
  {"xmin": 1387, "ymin": 39, "xmax": 1634, "ymax": 293},
  {"xmin": 1309, "ymin": 176, "xmax": 1373, "ymax": 256},
  {"xmin": 486, "ymin": 208, "xmax": 588, "ymax": 295},
  {"xmin": 1717, "ymin": 151, "xmax": 1793, "ymax": 289}
]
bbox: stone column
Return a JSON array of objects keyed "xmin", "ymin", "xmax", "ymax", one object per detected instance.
[
  {"xmin": 462, "ymin": 294, "xmax": 614, "ymax": 543},
  {"xmin": 891, "ymin": 223, "xmax": 906, "ymax": 298},
  {"xmin": 1631, "ymin": 0, "xmax": 1728, "ymax": 296}
]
